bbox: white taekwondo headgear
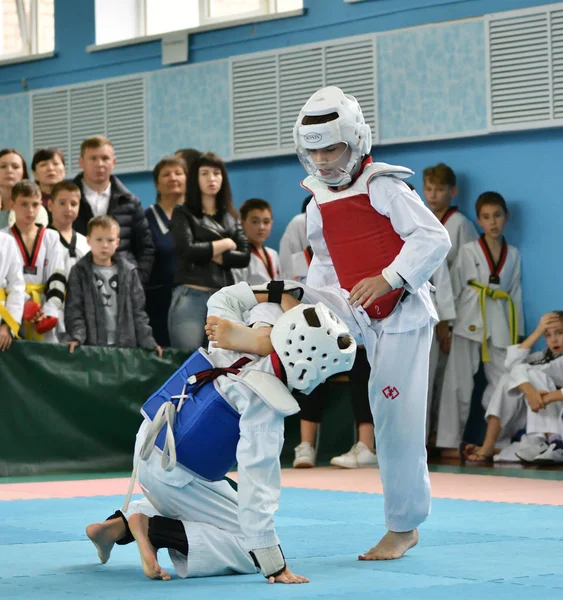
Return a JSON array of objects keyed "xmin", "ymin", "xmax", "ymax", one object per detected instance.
[
  {"xmin": 293, "ymin": 86, "xmax": 372, "ymax": 186},
  {"xmin": 270, "ymin": 302, "xmax": 357, "ymax": 395}
]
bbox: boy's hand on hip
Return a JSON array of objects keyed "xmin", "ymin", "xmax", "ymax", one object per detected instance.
[
  {"xmin": 350, "ymin": 275, "xmax": 391, "ymax": 310},
  {"xmin": 155, "ymin": 345, "xmax": 163, "ymax": 357}
]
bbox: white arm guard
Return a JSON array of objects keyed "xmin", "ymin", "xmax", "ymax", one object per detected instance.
[{"xmin": 250, "ymin": 545, "xmax": 286, "ymax": 578}]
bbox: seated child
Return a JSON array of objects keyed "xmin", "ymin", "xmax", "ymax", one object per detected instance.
[
  {"xmin": 436, "ymin": 192, "xmax": 525, "ymax": 452},
  {"xmin": 461, "ymin": 311, "xmax": 563, "ymax": 464},
  {"xmin": 84, "ymin": 281, "xmax": 357, "ymax": 583},
  {"xmin": 65, "ymin": 215, "xmax": 161, "ymax": 355},
  {"xmin": 1, "ymin": 180, "xmax": 66, "ymax": 342},
  {"xmin": 232, "ymin": 198, "xmax": 281, "ymax": 285},
  {"xmin": 0, "ymin": 231, "xmax": 25, "ymax": 350}
]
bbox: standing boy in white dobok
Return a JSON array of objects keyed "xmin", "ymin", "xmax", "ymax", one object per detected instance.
[
  {"xmin": 422, "ymin": 164, "xmax": 478, "ymax": 440},
  {"xmin": 436, "ymin": 192, "xmax": 524, "ymax": 452},
  {"xmin": 232, "ymin": 198, "xmax": 281, "ymax": 285},
  {"xmin": 294, "ymin": 86, "xmax": 451, "ymax": 559},
  {"xmin": 2, "ymin": 180, "xmax": 66, "ymax": 342},
  {"xmin": 85, "ymin": 280, "xmax": 356, "ymax": 583}
]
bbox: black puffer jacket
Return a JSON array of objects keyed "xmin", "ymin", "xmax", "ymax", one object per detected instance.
[
  {"xmin": 170, "ymin": 204, "xmax": 250, "ymax": 289},
  {"xmin": 73, "ymin": 174, "xmax": 155, "ymax": 285}
]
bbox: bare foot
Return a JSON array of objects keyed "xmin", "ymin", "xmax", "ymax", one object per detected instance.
[
  {"xmin": 205, "ymin": 316, "xmax": 273, "ymax": 355},
  {"xmin": 359, "ymin": 529, "xmax": 419, "ymax": 560},
  {"xmin": 85, "ymin": 519, "xmax": 125, "ymax": 564},
  {"xmin": 128, "ymin": 513, "xmax": 171, "ymax": 581}
]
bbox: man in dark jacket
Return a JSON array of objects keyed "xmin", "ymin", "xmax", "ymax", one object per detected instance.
[{"xmin": 73, "ymin": 136, "xmax": 154, "ymax": 285}]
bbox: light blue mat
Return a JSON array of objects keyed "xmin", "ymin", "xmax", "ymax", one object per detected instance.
[{"xmin": 1, "ymin": 488, "xmax": 562, "ymax": 599}]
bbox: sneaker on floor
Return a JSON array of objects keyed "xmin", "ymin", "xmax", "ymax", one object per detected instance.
[
  {"xmin": 531, "ymin": 440, "xmax": 563, "ymax": 465},
  {"xmin": 293, "ymin": 442, "xmax": 316, "ymax": 468},
  {"xmin": 330, "ymin": 442, "xmax": 378, "ymax": 469},
  {"xmin": 515, "ymin": 434, "xmax": 548, "ymax": 463}
]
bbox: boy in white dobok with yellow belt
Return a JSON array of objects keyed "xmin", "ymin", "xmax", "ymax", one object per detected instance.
[
  {"xmin": 436, "ymin": 192, "xmax": 524, "ymax": 452},
  {"xmin": 0, "ymin": 231, "xmax": 25, "ymax": 350},
  {"xmin": 1, "ymin": 181, "xmax": 66, "ymax": 343}
]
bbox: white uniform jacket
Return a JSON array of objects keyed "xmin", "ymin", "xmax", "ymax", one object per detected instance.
[
  {"xmin": 0, "ymin": 231, "xmax": 25, "ymax": 330},
  {"xmin": 232, "ymin": 246, "xmax": 281, "ymax": 285},
  {"xmin": 451, "ymin": 238, "xmax": 524, "ymax": 347},
  {"xmin": 279, "ymin": 213, "xmax": 307, "ymax": 278}
]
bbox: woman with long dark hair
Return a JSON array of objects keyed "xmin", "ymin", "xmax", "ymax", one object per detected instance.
[{"xmin": 168, "ymin": 152, "xmax": 250, "ymax": 351}]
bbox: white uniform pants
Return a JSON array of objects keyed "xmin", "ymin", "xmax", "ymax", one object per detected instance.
[
  {"xmin": 427, "ymin": 337, "xmax": 448, "ymax": 441},
  {"xmin": 123, "ymin": 469, "xmax": 257, "ymax": 579},
  {"xmin": 484, "ymin": 373, "xmax": 527, "ymax": 447},
  {"xmin": 525, "ymin": 370, "xmax": 563, "ymax": 436},
  {"xmin": 436, "ymin": 335, "xmax": 506, "ymax": 448},
  {"xmin": 364, "ymin": 320, "xmax": 433, "ymax": 532}
]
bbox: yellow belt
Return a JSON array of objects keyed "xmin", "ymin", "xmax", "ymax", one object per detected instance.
[
  {"xmin": 468, "ymin": 280, "xmax": 518, "ymax": 362},
  {"xmin": 0, "ymin": 288, "xmax": 20, "ymax": 338},
  {"xmin": 24, "ymin": 283, "xmax": 46, "ymax": 341}
]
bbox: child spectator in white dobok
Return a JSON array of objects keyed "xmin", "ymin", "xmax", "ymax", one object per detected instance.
[
  {"xmin": 84, "ymin": 281, "xmax": 356, "ymax": 584},
  {"xmin": 294, "ymin": 86, "xmax": 451, "ymax": 559},
  {"xmin": 48, "ymin": 181, "xmax": 90, "ymax": 275},
  {"xmin": 279, "ymin": 196, "xmax": 312, "ymax": 279},
  {"xmin": 461, "ymin": 311, "xmax": 563, "ymax": 465},
  {"xmin": 436, "ymin": 192, "xmax": 524, "ymax": 453},
  {"xmin": 0, "ymin": 231, "xmax": 25, "ymax": 351},
  {"xmin": 1, "ymin": 180, "xmax": 66, "ymax": 342},
  {"xmin": 65, "ymin": 215, "xmax": 161, "ymax": 355},
  {"xmin": 422, "ymin": 165, "xmax": 477, "ymax": 443},
  {"xmin": 232, "ymin": 198, "xmax": 281, "ymax": 285}
]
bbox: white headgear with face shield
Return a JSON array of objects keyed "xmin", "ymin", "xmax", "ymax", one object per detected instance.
[
  {"xmin": 270, "ymin": 302, "xmax": 357, "ymax": 395},
  {"xmin": 293, "ymin": 86, "xmax": 372, "ymax": 186}
]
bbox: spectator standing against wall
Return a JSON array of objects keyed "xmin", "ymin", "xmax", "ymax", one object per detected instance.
[
  {"xmin": 0, "ymin": 149, "xmax": 49, "ymax": 229},
  {"xmin": 2, "ymin": 180, "xmax": 66, "ymax": 343},
  {"xmin": 232, "ymin": 198, "xmax": 281, "ymax": 284},
  {"xmin": 32, "ymin": 147, "xmax": 66, "ymax": 207},
  {"xmin": 145, "ymin": 156, "xmax": 191, "ymax": 347},
  {"xmin": 279, "ymin": 195, "xmax": 312, "ymax": 278},
  {"xmin": 65, "ymin": 215, "xmax": 161, "ymax": 356},
  {"xmin": 168, "ymin": 152, "xmax": 250, "ymax": 351},
  {"xmin": 72, "ymin": 136, "xmax": 154, "ymax": 285}
]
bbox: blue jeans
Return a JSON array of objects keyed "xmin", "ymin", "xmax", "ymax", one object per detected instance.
[{"xmin": 168, "ymin": 286, "xmax": 215, "ymax": 352}]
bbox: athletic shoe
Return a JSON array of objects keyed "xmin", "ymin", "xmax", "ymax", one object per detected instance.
[
  {"xmin": 515, "ymin": 434, "xmax": 548, "ymax": 463},
  {"xmin": 531, "ymin": 440, "xmax": 563, "ymax": 465},
  {"xmin": 330, "ymin": 442, "xmax": 378, "ymax": 469},
  {"xmin": 293, "ymin": 442, "xmax": 316, "ymax": 468}
]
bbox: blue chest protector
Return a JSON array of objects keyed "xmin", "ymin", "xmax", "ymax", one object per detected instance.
[{"xmin": 141, "ymin": 350, "xmax": 241, "ymax": 481}]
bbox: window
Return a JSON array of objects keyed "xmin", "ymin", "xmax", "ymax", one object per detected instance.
[
  {"xmin": 0, "ymin": 0, "xmax": 54, "ymax": 60},
  {"xmin": 95, "ymin": 0, "xmax": 303, "ymax": 46}
]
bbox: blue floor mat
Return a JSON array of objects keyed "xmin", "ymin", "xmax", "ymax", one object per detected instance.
[{"xmin": 1, "ymin": 488, "xmax": 562, "ymax": 599}]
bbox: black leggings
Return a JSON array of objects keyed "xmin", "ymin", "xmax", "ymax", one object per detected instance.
[
  {"xmin": 296, "ymin": 347, "xmax": 373, "ymax": 425},
  {"xmin": 107, "ymin": 511, "xmax": 188, "ymax": 556}
]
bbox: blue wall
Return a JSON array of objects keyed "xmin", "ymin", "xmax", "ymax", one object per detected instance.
[{"xmin": 1, "ymin": 0, "xmax": 562, "ymax": 334}]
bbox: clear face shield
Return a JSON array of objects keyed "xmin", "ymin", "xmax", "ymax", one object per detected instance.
[{"xmin": 296, "ymin": 120, "xmax": 360, "ymax": 186}]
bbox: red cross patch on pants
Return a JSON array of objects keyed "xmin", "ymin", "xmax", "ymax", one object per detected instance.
[{"xmin": 382, "ymin": 386, "xmax": 400, "ymax": 399}]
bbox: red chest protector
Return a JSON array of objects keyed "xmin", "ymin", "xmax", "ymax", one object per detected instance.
[{"xmin": 302, "ymin": 160, "xmax": 413, "ymax": 319}]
